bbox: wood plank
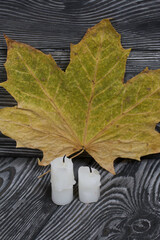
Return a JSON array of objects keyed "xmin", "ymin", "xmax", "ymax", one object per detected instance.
[
  {"xmin": 2, "ymin": 155, "xmax": 160, "ymax": 239},
  {"xmin": 0, "ymin": 1, "xmax": 159, "ymax": 49},
  {"xmin": 1, "ymin": 48, "xmax": 160, "ymax": 98},
  {"xmin": 1, "ymin": 49, "xmax": 160, "ymax": 82}
]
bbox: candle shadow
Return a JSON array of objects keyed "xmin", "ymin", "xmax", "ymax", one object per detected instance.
[{"xmin": 72, "ymin": 151, "xmax": 94, "ymax": 182}]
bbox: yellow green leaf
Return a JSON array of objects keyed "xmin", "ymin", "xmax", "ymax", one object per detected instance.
[{"xmin": 0, "ymin": 19, "xmax": 160, "ymax": 174}]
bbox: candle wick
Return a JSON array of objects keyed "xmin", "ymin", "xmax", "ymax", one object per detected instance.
[
  {"xmin": 63, "ymin": 155, "xmax": 65, "ymax": 163},
  {"xmin": 89, "ymin": 166, "xmax": 92, "ymax": 173}
]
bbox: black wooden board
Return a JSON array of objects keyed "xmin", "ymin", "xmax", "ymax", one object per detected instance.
[{"xmin": 1, "ymin": 1, "xmax": 160, "ymax": 239}]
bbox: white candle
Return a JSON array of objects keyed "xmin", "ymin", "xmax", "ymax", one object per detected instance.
[
  {"xmin": 50, "ymin": 156, "xmax": 76, "ymax": 205},
  {"xmin": 78, "ymin": 166, "xmax": 101, "ymax": 203}
]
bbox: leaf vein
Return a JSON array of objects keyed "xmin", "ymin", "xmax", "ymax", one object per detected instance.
[
  {"xmin": 76, "ymin": 54, "xmax": 92, "ymax": 81},
  {"xmin": 83, "ymin": 30, "xmax": 104, "ymax": 144},
  {"xmin": 87, "ymin": 75, "xmax": 160, "ymax": 145},
  {"xmin": 96, "ymin": 51, "xmax": 128, "ymax": 85},
  {"xmin": 16, "ymin": 51, "xmax": 81, "ymax": 146}
]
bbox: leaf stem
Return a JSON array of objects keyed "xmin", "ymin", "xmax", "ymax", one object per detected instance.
[
  {"xmin": 38, "ymin": 169, "xmax": 51, "ymax": 179},
  {"xmin": 70, "ymin": 148, "xmax": 85, "ymax": 159},
  {"xmin": 38, "ymin": 148, "xmax": 84, "ymax": 179}
]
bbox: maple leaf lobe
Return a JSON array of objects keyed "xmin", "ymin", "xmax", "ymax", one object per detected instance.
[{"xmin": 0, "ymin": 19, "xmax": 160, "ymax": 175}]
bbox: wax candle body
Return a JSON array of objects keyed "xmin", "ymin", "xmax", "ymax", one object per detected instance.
[
  {"xmin": 78, "ymin": 166, "xmax": 101, "ymax": 203},
  {"xmin": 51, "ymin": 157, "xmax": 76, "ymax": 205}
]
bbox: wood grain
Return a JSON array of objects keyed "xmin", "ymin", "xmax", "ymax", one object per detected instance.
[
  {"xmin": 0, "ymin": 156, "xmax": 57, "ymax": 240},
  {"xmin": 1, "ymin": 156, "xmax": 160, "ymax": 239},
  {"xmin": 0, "ymin": 0, "xmax": 159, "ymax": 49}
]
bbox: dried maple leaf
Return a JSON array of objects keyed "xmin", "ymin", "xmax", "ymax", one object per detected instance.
[{"xmin": 0, "ymin": 19, "xmax": 160, "ymax": 174}]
